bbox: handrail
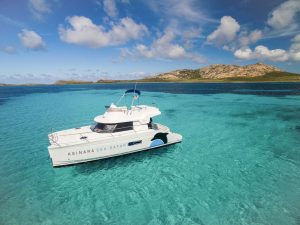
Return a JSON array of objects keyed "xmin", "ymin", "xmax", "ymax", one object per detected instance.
[{"xmin": 49, "ymin": 128, "xmax": 59, "ymax": 145}]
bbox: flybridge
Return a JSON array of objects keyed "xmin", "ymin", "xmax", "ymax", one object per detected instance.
[
  {"xmin": 94, "ymin": 105, "xmax": 161, "ymax": 124},
  {"xmin": 93, "ymin": 88, "xmax": 159, "ymax": 124}
]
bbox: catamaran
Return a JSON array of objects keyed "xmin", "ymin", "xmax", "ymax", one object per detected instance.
[{"xmin": 48, "ymin": 89, "xmax": 182, "ymax": 167}]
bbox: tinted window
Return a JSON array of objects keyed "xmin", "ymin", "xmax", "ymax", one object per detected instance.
[
  {"xmin": 93, "ymin": 122, "xmax": 133, "ymax": 133},
  {"xmin": 93, "ymin": 123, "xmax": 116, "ymax": 133},
  {"xmin": 128, "ymin": 140, "xmax": 142, "ymax": 146},
  {"xmin": 114, "ymin": 122, "xmax": 133, "ymax": 132},
  {"xmin": 94, "ymin": 123, "xmax": 105, "ymax": 130}
]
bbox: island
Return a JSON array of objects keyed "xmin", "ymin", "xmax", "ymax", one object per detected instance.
[
  {"xmin": 96, "ymin": 62, "xmax": 300, "ymax": 83},
  {"xmin": 138, "ymin": 63, "xmax": 300, "ymax": 83}
]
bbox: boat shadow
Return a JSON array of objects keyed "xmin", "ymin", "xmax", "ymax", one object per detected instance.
[{"xmin": 72, "ymin": 145, "xmax": 177, "ymax": 175}]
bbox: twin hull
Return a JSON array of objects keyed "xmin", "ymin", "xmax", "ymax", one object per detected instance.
[{"xmin": 48, "ymin": 130, "xmax": 182, "ymax": 167}]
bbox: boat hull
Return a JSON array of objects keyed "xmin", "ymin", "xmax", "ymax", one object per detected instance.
[{"xmin": 48, "ymin": 131, "xmax": 182, "ymax": 167}]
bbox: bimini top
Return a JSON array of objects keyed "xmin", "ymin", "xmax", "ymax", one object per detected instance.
[
  {"xmin": 125, "ymin": 89, "xmax": 141, "ymax": 95},
  {"xmin": 94, "ymin": 103, "xmax": 161, "ymax": 124}
]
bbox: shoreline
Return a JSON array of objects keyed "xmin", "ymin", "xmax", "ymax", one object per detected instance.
[{"xmin": 1, "ymin": 80, "xmax": 300, "ymax": 87}]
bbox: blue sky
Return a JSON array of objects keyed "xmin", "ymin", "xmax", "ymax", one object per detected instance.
[{"xmin": 0, "ymin": 0, "xmax": 300, "ymax": 84}]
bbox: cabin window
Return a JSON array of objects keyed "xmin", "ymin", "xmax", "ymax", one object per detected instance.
[
  {"xmin": 93, "ymin": 123, "xmax": 116, "ymax": 133},
  {"xmin": 128, "ymin": 140, "xmax": 142, "ymax": 146},
  {"xmin": 93, "ymin": 122, "xmax": 133, "ymax": 133},
  {"xmin": 115, "ymin": 122, "xmax": 133, "ymax": 132}
]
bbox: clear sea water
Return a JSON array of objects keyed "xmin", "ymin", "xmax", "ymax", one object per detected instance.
[{"xmin": 0, "ymin": 83, "xmax": 300, "ymax": 225}]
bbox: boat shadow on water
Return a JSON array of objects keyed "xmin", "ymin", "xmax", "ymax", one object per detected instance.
[{"xmin": 72, "ymin": 145, "xmax": 178, "ymax": 175}]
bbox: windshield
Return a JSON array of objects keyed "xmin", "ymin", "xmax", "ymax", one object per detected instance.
[
  {"xmin": 92, "ymin": 123, "xmax": 117, "ymax": 133},
  {"xmin": 92, "ymin": 122, "xmax": 133, "ymax": 133}
]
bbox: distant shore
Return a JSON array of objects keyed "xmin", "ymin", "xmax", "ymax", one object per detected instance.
[{"xmin": 1, "ymin": 79, "xmax": 300, "ymax": 87}]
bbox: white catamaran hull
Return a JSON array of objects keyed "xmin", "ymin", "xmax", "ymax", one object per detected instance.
[{"xmin": 48, "ymin": 130, "xmax": 182, "ymax": 167}]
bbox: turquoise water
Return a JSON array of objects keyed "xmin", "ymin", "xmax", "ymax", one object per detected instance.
[{"xmin": 0, "ymin": 84, "xmax": 300, "ymax": 225}]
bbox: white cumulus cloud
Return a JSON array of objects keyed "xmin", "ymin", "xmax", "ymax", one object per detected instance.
[
  {"xmin": 124, "ymin": 29, "xmax": 204, "ymax": 63},
  {"xmin": 28, "ymin": 0, "xmax": 51, "ymax": 20},
  {"xmin": 137, "ymin": 31, "xmax": 186, "ymax": 59},
  {"xmin": 2, "ymin": 45, "xmax": 16, "ymax": 54},
  {"xmin": 234, "ymin": 34, "xmax": 300, "ymax": 62},
  {"xmin": 59, "ymin": 16, "xmax": 148, "ymax": 48},
  {"xmin": 103, "ymin": 0, "xmax": 118, "ymax": 18},
  {"xmin": 18, "ymin": 29, "xmax": 46, "ymax": 50},
  {"xmin": 289, "ymin": 34, "xmax": 300, "ymax": 61},
  {"xmin": 239, "ymin": 29, "xmax": 263, "ymax": 47},
  {"xmin": 267, "ymin": 0, "xmax": 300, "ymax": 30},
  {"xmin": 234, "ymin": 45, "xmax": 289, "ymax": 62},
  {"xmin": 207, "ymin": 16, "xmax": 240, "ymax": 46},
  {"xmin": 234, "ymin": 48, "xmax": 253, "ymax": 59}
]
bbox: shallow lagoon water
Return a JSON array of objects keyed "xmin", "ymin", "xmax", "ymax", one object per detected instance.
[{"xmin": 0, "ymin": 83, "xmax": 300, "ymax": 225}]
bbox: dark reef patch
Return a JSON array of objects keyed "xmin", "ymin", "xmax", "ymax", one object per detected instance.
[
  {"xmin": 271, "ymin": 146, "xmax": 300, "ymax": 164},
  {"xmin": 231, "ymin": 109, "xmax": 272, "ymax": 119},
  {"xmin": 275, "ymin": 108, "xmax": 300, "ymax": 121},
  {"xmin": 164, "ymin": 109, "xmax": 176, "ymax": 116},
  {"xmin": 231, "ymin": 106, "xmax": 300, "ymax": 122},
  {"xmin": 226, "ymin": 121, "xmax": 248, "ymax": 127}
]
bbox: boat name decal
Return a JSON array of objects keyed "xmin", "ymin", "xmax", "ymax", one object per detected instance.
[{"xmin": 67, "ymin": 143, "xmax": 127, "ymax": 156}]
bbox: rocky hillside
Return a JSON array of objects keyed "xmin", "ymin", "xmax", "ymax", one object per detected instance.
[{"xmin": 154, "ymin": 63, "xmax": 282, "ymax": 80}]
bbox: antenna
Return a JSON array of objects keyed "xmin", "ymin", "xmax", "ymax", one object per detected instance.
[
  {"xmin": 115, "ymin": 93, "xmax": 125, "ymax": 106},
  {"xmin": 134, "ymin": 82, "xmax": 137, "ymax": 91},
  {"xmin": 130, "ymin": 82, "xmax": 138, "ymax": 108}
]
